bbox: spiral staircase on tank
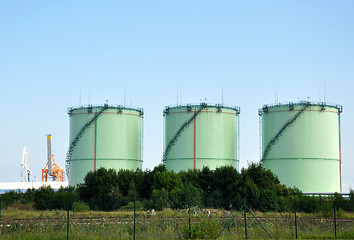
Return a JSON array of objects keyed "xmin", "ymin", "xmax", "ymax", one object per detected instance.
[
  {"xmin": 162, "ymin": 103, "xmax": 207, "ymax": 164},
  {"xmin": 261, "ymin": 102, "xmax": 310, "ymax": 163},
  {"xmin": 65, "ymin": 104, "xmax": 108, "ymax": 177}
]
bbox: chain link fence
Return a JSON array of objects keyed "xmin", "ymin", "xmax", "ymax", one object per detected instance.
[{"xmin": 0, "ymin": 196, "xmax": 353, "ymax": 239}]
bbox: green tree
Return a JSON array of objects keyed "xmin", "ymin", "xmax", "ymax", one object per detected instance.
[
  {"xmin": 53, "ymin": 186, "xmax": 80, "ymax": 210},
  {"xmin": 78, "ymin": 168, "xmax": 122, "ymax": 211},
  {"xmin": 1, "ymin": 190, "xmax": 23, "ymax": 207},
  {"xmin": 170, "ymin": 183, "xmax": 202, "ymax": 209},
  {"xmin": 153, "ymin": 171, "xmax": 182, "ymax": 192},
  {"xmin": 116, "ymin": 169, "xmax": 135, "ymax": 196},
  {"xmin": 139, "ymin": 169, "xmax": 154, "ymax": 199},
  {"xmin": 212, "ymin": 166, "xmax": 240, "ymax": 208},
  {"xmin": 179, "ymin": 169, "xmax": 200, "ymax": 188},
  {"xmin": 34, "ymin": 186, "xmax": 55, "ymax": 210},
  {"xmin": 244, "ymin": 162, "xmax": 280, "ymax": 190},
  {"xmin": 151, "ymin": 188, "xmax": 169, "ymax": 210},
  {"xmin": 348, "ymin": 188, "xmax": 354, "ymax": 211}
]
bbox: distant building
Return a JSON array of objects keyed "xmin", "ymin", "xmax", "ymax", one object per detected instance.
[{"xmin": 0, "ymin": 182, "xmax": 68, "ymax": 194}]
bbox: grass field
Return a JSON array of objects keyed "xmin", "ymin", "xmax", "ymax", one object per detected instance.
[{"xmin": 0, "ymin": 205, "xmax": 353, "ymax": 239}]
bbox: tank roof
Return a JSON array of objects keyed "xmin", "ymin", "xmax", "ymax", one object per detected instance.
[
  {"xmin": 259, "ymin": 101, "xmax": 342, "ymax": 113},
  {"xmin": 68, "ymin": 104, "xmax": 144, "ymax": 115},
  {"xmin": 164, "ymin": 103, "xmax": 240, "ymax": 113}
]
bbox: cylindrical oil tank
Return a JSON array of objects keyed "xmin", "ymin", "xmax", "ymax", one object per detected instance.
[
  {"xmin": 67, "ymin": 104, "xmax": 143, "ymax": 186},
  {"xmin": 259, "ymin": 101, "xmax": 342, "ymax": 193},
  {"xmin": 163, "ymin": 103, "xmax": 240, "ymax": 172}
]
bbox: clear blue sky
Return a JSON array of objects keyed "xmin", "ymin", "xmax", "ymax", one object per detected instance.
[{"xmin": 0, "ymin": 1, "xmax": 353, "ymax": 192}]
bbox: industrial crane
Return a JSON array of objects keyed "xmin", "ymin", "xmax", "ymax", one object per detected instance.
[
  {"xmin": 21, "ymin": 147, "xmax": 32, "ymax": 182},
  {"xmin": 41, "ymin": 134, "xmax": 64, "ymax": 182}
]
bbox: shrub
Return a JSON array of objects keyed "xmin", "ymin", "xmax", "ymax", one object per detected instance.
[
  {"xmin": 1, "ymin": 191, "xmax": 22, "ymax": 207},
  {"xmin": 337, "ymin": 207, "xmax": 344, "ymax": 217},
  {"xmin": 77, "ymin": 168, "xmax": 123, "ymax": 211},
  {"xmin": 34, "ymin": 186, "xmax": 55, "ymax": 210},
  {"xmin": 6, "ymin": 203, "xmax": 34, "ymax": 211},
  {"xmin": 72, "ymin": 201, "xmax": 90, "ymax": 212},
  {"xmin": 151, "ymin": 188, "xmax": 169, "ymax": 210},
  {"xmin": 120, "ymin": 200, "xmax": 145, "ymax": 211},
  {"xmin": 298, "ymin": 196, "xmax": 321, "ymax": 213},
  {"xmin": 321, "ymin": 201, "xmax": 334, "ymax": 217},
  {"xmin": 182, "ymin": 219, "xmax": 220, "ymax": 239}
]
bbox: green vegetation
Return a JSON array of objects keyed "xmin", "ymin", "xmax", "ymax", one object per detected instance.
[
  {"xmin": 72, "ymin": 201, "xmax": 90, "ymax": 212},
  {"xmin": 75, "ymin": 163, "xmax": 354, "ymax": 213},
  {"xmin": 1, "ymin": 186, "xmax": 78, "ymax": 211},
  {"xmin": 1, "ymin": 163, "xmax": 354, "ymax": 239},
  {"xmin": 1, "ymin": 163, "xmax": 354, "ymax": 213},
  {"xmin": 78, "ymin": 163, "xmax": 301, "ymax": 211}
]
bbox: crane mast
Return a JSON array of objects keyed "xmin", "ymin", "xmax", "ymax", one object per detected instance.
[
  {"xmin": 41, "ymin": 134, "xmax": 64, "ymax": 182},
  {"xmin": 21, "ymin": 147, "xmax": 32, "ymax": 182}
]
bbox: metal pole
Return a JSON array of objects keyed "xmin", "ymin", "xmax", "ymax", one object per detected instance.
[
  {"xmin": 134, "ymin": 197, "xmax": 136, "ymax": 240},
  {"xmin": 189, "ymin": 200, "xmax": 191, "ymax": 239},
  {"xmin": 294, "ymin": 200, "xmax": 298, "ymax": 239},
  {"xmin": 244, "ymin": 199, "xmax": 248, "ymax": 239},
  {"xmin": 217, "ymin": 204, "xmax": 245, "ymax": 239},
  {"xmin": 244, "ymin": 205, "xmax": 272, "ymax": 239},
  {"xmin": 0, "ymin": 198, "xmax": 2, "ymax": 218},
  {"xmin": 334, "ymin": 199, "xmax": 337, "ymax": 239},
  {"xmin": 67, "ymin": 199, "xmax": 70, "ymax": 240}
]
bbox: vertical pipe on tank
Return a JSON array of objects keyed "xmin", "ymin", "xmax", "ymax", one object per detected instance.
[
  {"xmin": 141, "ymin": 114, "xmax": 144, "ymax": 164},
  {"xmin": 237, "ymin": 112, "xmax": 240, "ymax": 168},
  {"xmin": 193, "ymin": 113, "xmax": 196, "ymax": 170},
  {"xmin": 258, "ymin": 112, "xmax": 262, "ymax": 162},
  {"xmin": 163, "ymin": 112, "xmax": 166, "ymax": 162},
  {"xmin": 339, "ymin": 112, "xmax": 342, "ymax": 192},
  {"xmin": 94, "ymin": 113, "xmax": 97, "ymax": 171}
]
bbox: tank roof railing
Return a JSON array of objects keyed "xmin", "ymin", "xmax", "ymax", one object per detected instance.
[
  {"xmin": 68, "ymin": 104, "xmax": 144, "ymax": 114},
  {"xmin": 164, "ymin": 103, "xmax": 240, "ymax": 113},
  {"xmin": 259, "ymin": 101, "xmax": 342, "ymax": 113}
]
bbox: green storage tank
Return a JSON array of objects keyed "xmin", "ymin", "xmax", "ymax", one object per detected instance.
[
  {"xmin": 163, "ymin": 103, "xmax": 240, "ymax": 172},
  {"xmin": 66, "ymin": 104, "xmax": 143, "ymax": 186},
  {"xmin": 259, "ymin": 101, "xmax": 343, "ymax": 193}
]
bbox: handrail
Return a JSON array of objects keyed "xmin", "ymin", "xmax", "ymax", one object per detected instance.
[
  {"xmin": 164, "ymin": 103, "xmax": 240, "ymax": 114},
  {"xmin": 68, "ymin": 104, "xmax": 143, "ymax": 115},
  {"xmin": 162, "ymin": 103, "xmax": 207, "ymax": 164},
  {"xmin": 259, "ymin": 101, "xmax": 342, "ymax": 115}
]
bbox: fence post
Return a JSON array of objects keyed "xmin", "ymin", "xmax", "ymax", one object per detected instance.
[
  {"xmin": 134, "ymin": 197, "xmax": 136, "ymax": 240},
  {"xmin": 188, "ymin": 200, "xmax": 191, "ymax": 239},
  {"xmin": 67, "ymin": 198, "xmax": 70, "ymax": 240},
  {"xmin": 244, "ymin": 198, "xmax": 248, "ymax": 239},
  {"xmin": 333, "ymin": 199, "xmax": 337, "ymax": 239},
  {"xmin": 294, "ymin": 200, "xmax": 298, "ymax": 239},
  {"xmin": 244, "ymin": 205, "xmax": 272, "ymax": 239}
]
